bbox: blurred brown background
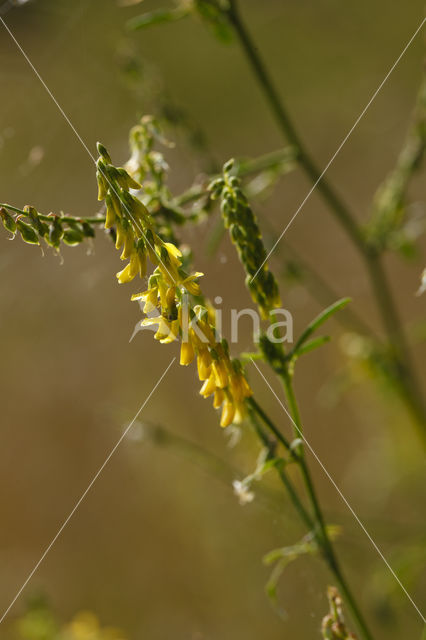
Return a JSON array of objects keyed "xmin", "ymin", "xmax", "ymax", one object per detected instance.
[{"xmin": 0, "ymin": 1, "xmax": 425, "ymax": 638}]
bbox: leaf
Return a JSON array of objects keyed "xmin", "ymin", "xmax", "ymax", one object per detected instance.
[
  {"xmin": 293, "ymin": 298, "xmax": 351, "ymax": 353},
  {"xmin": 265, "ymin": 557, "xmax": 294, "ymax": 608},
  {"xmin": 292, "ymin": 335, "xmax": 331, "ymax": 357},
  {"xmin": 127, "ymin": 6, "xmax": 190, "ymax": 30},
  {"xmin": 263, "ymin": 538, "xmax": 317, "ymax": 608}
]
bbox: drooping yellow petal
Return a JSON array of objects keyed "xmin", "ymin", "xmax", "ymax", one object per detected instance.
[
  {"xmin": 159, "ymin": 319, "xmax": 179, "ymax": 344},
  {"xmin": 181, "ymin": 272, "xmax": 204, "ymax": 296},
  {"xmin": 116, "ymin": 254, "xmax": 139, "ymax": 284},
  {"xmin": 229, "ymin": 373, "xmax": 253, "ymax": 403},
  {"xmin": 233, "ymin": 402, "xmax": 246, "ymax": 424},
  {"xmin": 115, "ymin": 223, "xmax": 127, "ymax": 250},
  {"xmin": 138, "ymin": 251, "xmax": 147, "ymax": 278},
  {"xmin": 220, "ymin": 401, "xmax": 235, "ymax": 428},
  {"xmin": 197, "ymin": 349, "xmax": 212, "ymax": 381},
  {"xmin": 105, "ymin": 195, "xmax": 116, "ymax": 229},
  {"xmin": 213, "ymin": 388, "xmax": 225, "ymax": 409},
  {"xmin": 180, "ymin": 340, "xmax": 195, "ymax": 366},
  {"xmin": 121, "ymin": 231, "xmax": 134, "ymax": 260},
  {"xmin": 164, "ymin": 242, "xmax": 182, "ymax": 260},
  {"xmin": 131, "ymin": 287, "xmax": 159, "ymax": 313},
  {"xmin": 199, "ymin": 373, "xmax": 216, "ymax": 398},
  {"xmin": 212, "ymin": 360, "xmax": 228, "ymax": 389}
]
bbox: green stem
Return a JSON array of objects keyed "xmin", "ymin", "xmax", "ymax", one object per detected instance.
[
  {"xmin": 1, "ymin": 203, "xmax": 106, "ymax": 225},
  {"xmin": 365, "ymin": 251, "xmax": 426, "ymax": 432},
  {"xmin": 226, "ymin": 1, "xmax": 365, "ymax": 251},
  {"xmin": 251, "ymin": 385, "xmax": 374, "ymax": 640},
  {"xmin": 247, "ymin": 401, "xmax": 315, "ymax": 532},
  {"xmin": 173, "ymin": 145, "xmax": 297, "ymax": 207},
  {"xmin": 248, "ymin": 396, "xmax": 292, "ymax": 451},
  {"xmin": 226, "ymin": 1, "xmax": 425, "ymax": 435}
]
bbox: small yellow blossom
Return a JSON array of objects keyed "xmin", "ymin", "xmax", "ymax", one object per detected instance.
[
  {"xmin": 199, "ymin": 373, "xmax": 217, "ymax": 398},
  {"xmin": 180, "ymin": 340, "xmax": 195, "ymax": 366},
  {"xmin": 220, "ymin": 399, "xmax": 236, "ymax": 428}
]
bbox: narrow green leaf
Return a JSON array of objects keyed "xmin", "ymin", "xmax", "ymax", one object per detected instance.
[
  {"xmin": 293, "ymin": 335, "xmax": 331, "ymax": 357},
  {"xmin": 265, "ymin": 557, "xmax": 292, "ymax": 606},
  {"xmin": 293, "ymin": 298, "xmax": 351, "ymax": 352}
]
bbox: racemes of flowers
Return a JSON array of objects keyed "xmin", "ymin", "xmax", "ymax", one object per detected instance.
[{"xmin": 96, "ymin": 140, "xmax": 253, "ymax": 429}]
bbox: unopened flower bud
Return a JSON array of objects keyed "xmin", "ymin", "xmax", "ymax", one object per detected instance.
[
  {"xmin": 48, "ymin": 216, "xmax": 63, "ymax": 249},
  {"xmin": 16, "ymin": 218, "xmax": 39, "ymax": 245},
  {"xmin": 0, "ymin": 207, "xmax": 16, "ymax": 234},
  {"xmin": 63, "ymin": 227, "xmax": 84, "ymax": 246}
]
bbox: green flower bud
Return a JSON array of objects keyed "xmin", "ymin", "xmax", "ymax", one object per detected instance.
[
  {"xmin": 16, "ymin": 218, "xmax": 39, "ymax": 245},
  {"xmin": 0, "ymin": 207, "xmax": 17, "ymax": 234},
  {"xmin": 63, "ymin": 227, "xmax": 84, "ymax": 246},
  {"xmin": 117, "ymin": 167, "xmax": 141, "ymax": 191},
  {"xmin": 96, "ymin": 142, "xmax": 111, "ymax": 163},
  {"xmin": 82, "ymin": 221, "xmax": 95, "ymax": 238},
  {"xmin": 47, "ymin": 216, "xmax": 63, "ymax": 249},
  {"xmin": 23, "ymin": 205, "xmax": 48, "ymax": 237},
  {"xmin": 223, "ymin": 158, "xmax": 234, "ymax": 174}
]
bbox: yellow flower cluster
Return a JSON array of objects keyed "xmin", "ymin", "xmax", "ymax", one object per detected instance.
[{"xmin": 96, "ymin": 144, "xmax": 252, "ymax": 427}]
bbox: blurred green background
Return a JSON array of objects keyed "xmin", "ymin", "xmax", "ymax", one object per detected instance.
[{"xmin": 0, "ymin": 1, "xmax": 425, "ymax": 638}]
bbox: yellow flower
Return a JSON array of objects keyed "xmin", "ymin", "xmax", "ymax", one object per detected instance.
[
  {"xmin": 131, "ymin": 287, "xmax": 158, "ymax": 313},
  {"xmin": 233, "ymin": 402, "xmax": 246, "ymax": 424},
  {"xmin": 138, "ymin": 250, "xmax": 147, "ymax": 278},
  {"xmin": 115, "ymin": 222, "xmax": 127, "ymax": 251},
  {"xmin": 220, "ymin": 400, "xmax": 236, "ymax": 428},
  {"xmin": 164, "ymin": 242, "xmax": 182, "ymax": 267},
  {"xmin": 197, "ymin": 348, "xmax": 212, "ymax": 381},
  {"xmin": 180, "ymin": 340, "xmax": 195, "ymax": 366},
  {"xmin": 199, "ymin": 373, "xmax": 216, "ymax": 398},
  {"xmin": 212, "ymin": 360, "xmax": 228, "ymax": 389},
  {"xmin": 116, "ymin": 253, "xmax": 139, "ymax": 283},
  {"xmin": 141, "ymin": 316, "xmax": 179, "ymax": 343},
  {"xmin": 180, "ymin": 272, "xmax": 204, "ymax": 296},
  {"xmin": 120, "ymin": 230, "xmax": 134, "ymax": 261},
  {"xmin": 213, "ymin": 388, "xmax": 225, "ymax": 409},
  {"xmin": 105, "ymin": 194, "xmax": 116, "ymax": 229},
  {"xmin": 229, "ymin": 372, "xmax": 252, "ymax": 403}
]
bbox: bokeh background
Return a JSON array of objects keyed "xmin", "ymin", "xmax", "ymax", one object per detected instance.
[{"xmin": 0, "ymin": 1, "xmax": 425, "ymax": 638}]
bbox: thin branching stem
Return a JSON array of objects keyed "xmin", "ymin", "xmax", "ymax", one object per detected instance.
[
  {"xmin": 247, "ymin": 402, "xmax": 315, "ymax": 532},
  {"xmin": 249, "ymin": 390, "xmax": 374, "ymax": 640},
  {"xmin": 226, "ymin": 0, "xmax": 365, "ymax": 249},
  {"xmin": 226, "ymin": 0, "xmax": 426, "ymax": 436}
]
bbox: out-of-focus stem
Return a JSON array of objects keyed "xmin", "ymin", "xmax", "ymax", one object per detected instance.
[{"xmin": 225, "ymin": 0, "xmax": 425, "ymax": 437}]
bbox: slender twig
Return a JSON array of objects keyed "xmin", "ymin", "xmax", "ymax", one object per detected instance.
[
  {"xmin": 249, "ymin": 391, "xmax": 374, "ymax": 640},
  {"xmin": 364, "ymin": 251, "xmax": 426, "ymax": 428},
  {"xmin": 226, "ymin": 0, "xmax": 365, "ymax": 250},
  {"xmin": 173, "ymin": 145, "xmax": 297, "ymax": 207},
  {"xmin": 247, "ymin": 403, "xmax": 315, "ymax": 532},
  {"xmin": 0, "ymin": 203, "xmax": 106, "ymax": 225}
]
